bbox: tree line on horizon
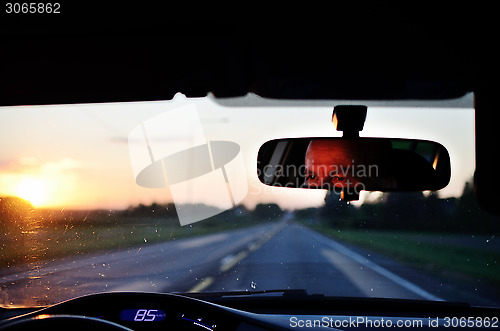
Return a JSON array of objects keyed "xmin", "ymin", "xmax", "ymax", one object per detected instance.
[
  {"xmin": 1, "ymin": 178, "xmax": 499, "ymax": 234},
  {"xmin": 297, "ymin": 180, "xmax": 500, "ymax": 233}
]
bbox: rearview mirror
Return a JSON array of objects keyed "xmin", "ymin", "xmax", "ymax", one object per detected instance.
[{"xmin": 257, "ymin": 138, "xmax": 451, "ymax": 200}]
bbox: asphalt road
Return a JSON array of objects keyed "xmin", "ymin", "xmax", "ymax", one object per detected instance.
[
  {"xmin": 1, "ymin": 219, "xmax": 497, "ymax": 307},
  {"xmin": 199, "ymin": 223, "xmax": 442, "ymax": 300}
]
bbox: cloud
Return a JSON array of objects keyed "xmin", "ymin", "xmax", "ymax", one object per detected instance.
[
  {"xmin": 0, "ymin": 159, "xmax": 16, "ymax": 171},
  {"xmin": 41, "ymin": 158, "xmax": 83, "ymax": 174},
  {"xmin": 0, "ymin": 157, "xmax": 83, "ymax": 174},
  {"xmin": 111, "ymin": 135, "xmax": 190, "ymax": 145},
  {"xmin": 0, "ymin": 158, "xmax": 39, "ymax": 172}
]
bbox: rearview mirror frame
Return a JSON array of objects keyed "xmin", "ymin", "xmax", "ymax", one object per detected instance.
[{"xmin": 257, "ymin": 137, "xmax": 451, "ymax": 200}]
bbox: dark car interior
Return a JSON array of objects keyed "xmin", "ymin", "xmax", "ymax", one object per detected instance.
[{"xmin": 1, "ymin": 3, "xmax": 498, "ymax": 330}]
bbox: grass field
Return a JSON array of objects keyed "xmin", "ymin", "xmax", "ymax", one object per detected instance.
[
  {"xmin": 0, "ymin": 210, "xmax": 267, "ymax": 269},
  {"xmin": 305, "ymin": 224, "xmax": 500, "ymax": 285}
]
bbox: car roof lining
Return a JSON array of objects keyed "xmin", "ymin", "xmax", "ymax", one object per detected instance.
[{"xmin": 0, "ymin": 4, "xmax": 488, "ymax": 107}]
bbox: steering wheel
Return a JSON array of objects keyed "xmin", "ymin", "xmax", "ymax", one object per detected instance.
[{"xmin": 0, "ymin": 315, "xmax": 132, "ymax": 331}]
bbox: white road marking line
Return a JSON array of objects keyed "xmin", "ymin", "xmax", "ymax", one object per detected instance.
[
  {"xmin": 310, "ymin": 229, "xmax": 443, "ymax": 301},
  {"xmin": 189, "ymin": 221, "xmax": 288, "ymax": 292},
  {"xmin": 220, "ymin": 251, "xmax": 248, "ymax": 273},
  {"xmin": 188, "ymin": 276, "xmax": 214, "ymax": 292}
]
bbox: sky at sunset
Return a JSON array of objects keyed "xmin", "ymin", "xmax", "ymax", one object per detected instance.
[{"xmin": 0, "ymin": 93, "xmax": 474, "ymax": 211}]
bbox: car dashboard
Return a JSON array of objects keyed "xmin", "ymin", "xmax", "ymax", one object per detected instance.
[{"xmin": 0, "ymin": 292, "xmax": 499, "ymax": 330}]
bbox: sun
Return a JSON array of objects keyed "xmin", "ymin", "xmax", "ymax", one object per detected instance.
[{"xmin": 14, "ymin": 177, "xmax": 49, "ymax": 207}]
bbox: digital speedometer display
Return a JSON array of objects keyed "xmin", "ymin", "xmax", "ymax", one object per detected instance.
[{"xmin": 119, "ymin": 309, "xmax": 167, "ymax": 322}]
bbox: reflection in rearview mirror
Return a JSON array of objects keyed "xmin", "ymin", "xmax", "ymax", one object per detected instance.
[{"xmin": 257, "ymin": 138, "xmax": 451, "ymax": 200}]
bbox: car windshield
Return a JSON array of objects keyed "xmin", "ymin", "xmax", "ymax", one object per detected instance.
[{"xmin": 1, "ymin": 93, "xmax": 498, "ymax": 308}]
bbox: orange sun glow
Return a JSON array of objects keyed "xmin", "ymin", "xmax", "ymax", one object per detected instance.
[{"xmin": 14, "ymin": 177, "xmax": 51, "ymax": 207}]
